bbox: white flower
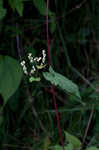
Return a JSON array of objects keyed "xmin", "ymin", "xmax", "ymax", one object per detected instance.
[
  {"xmin": 28, "ymin": 53, "xmax": 34, "ymax": 63},
  {"xmin": 28, "ymin": 53, "xmax": 32, "ymax": 59},
  {"xmin": 28, "ymin": 53, "xmax": 32, "ymax": 56},
  {"xmin": 42, "ymin": 50, "xmax": 46, "ymax": 64},
  {"xmin": 42, "ymin": 58, "xmax": 45, "ymax": 63},
  {"xmin": 32, "ymin": 66, "xmax": 36, "ymax": 71},
  {"xmin": 34, "ymin": 57, "xmax": 38, "ymax": 61},
  {"xmin": 30, "ymin": 66, "xmax": 36, "ymax": 75},
  {"xmin": 24, "ymin": 70, "xmax": 28, "ymax": 75},
  {"xmin": 20, "ymin": 60, "xmax": 25, "ymax": 66},
  {"xmin": 30, "ymin": 59, "xmax": 34, "ymax": 63},
  {"xmin": 34, "ymin": 57, "xmax": 41, "ymax": 62},
  {"xmin": 20, "ymin": 50, "xmax": 46, "ymax": 77},
  {"xmin": 23, "ymin": 65, "xmax": 26, "ymax": 70},
  {"xmin": 30, "ymin": 69, "xmax": 34, "ymax": 74},
  {"xmin": 42, "ymin": 50, "xmax": 45, "ymax": 54},
  {"xmin": 37, "ymin": 57, "xmax": 42, "ymax": 62}
]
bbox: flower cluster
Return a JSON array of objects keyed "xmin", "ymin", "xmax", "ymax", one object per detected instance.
[
  {"xmin": 20, "ymin": 50, "xmax": 46, "ymax": 77},
  {"xmin": 20, "ymin": 60, "xmax": 28, "ymax": 75},
  {"xmin": 42, "ymin": 50, "xmax": 46, "ymax": 64}
]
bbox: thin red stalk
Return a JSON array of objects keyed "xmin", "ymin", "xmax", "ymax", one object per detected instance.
[
  {"xmin": 46, "ymin": 0, "xmax": 50, "ymax": 65},
  {"xmin": 46, "ymin": 1, "xmax": 64, "ymax": 150},
  {"xmin": 51, "ymin": 86, "xmax": 64, "ymax": 150}
]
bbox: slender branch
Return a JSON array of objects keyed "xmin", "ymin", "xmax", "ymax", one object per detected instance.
[
  {"xmin": 16, "ymin": 23, "xmax": 22, "ymax": 60},
  {"xmin": 66, "ymin": 0, "xmax": 87, "ymax": 15},
  {"xmin": 82, "ymin": 105, "xmax": 94, "ymax": 146},
  {"xmin": 46, "ymin": 0, "xmax": 50, "ymax": 66}
]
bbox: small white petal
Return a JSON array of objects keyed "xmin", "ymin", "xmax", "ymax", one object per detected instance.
[
  {"xmin": 42, "ymin": 50, "xmax": 45, "ymax": 53},
  {"xmin": 30, "ymin": 69, "xmax": 34, "ymax": 74},
  {"xmin": 24, "ymin": 70, "xmax": 28, "ymax": 75},
  {"xmin": 30, "ymin": 59, "xmax": 33, "ymax": 63},
  {"xmin": 20, "ymin": 62, "xmax": 24, "ymax": 66},
  {"xmin": 22, "ymin": 60, "xmax": 25, "ymax": 64},
  {"xmin": 32, "ymin": 66, "xmax": 36, "ymax": 71},
  {"xmin": 23, "ymin": 65, "xmax": 27, "ymax": 71},
  {"xmin": 20, "ymin": 60, "xmax": 25, "ymax": 66},
  {"xmin": 28, "ymin": 53, "xmax": 32, "ymax": 56},
  {"xmin": 34, "ymin": 57, "xmax": 38, "ymax": 61},
  {"xmin": 37, "ymin": 57, "xmax": 42, "ymax": 62}
]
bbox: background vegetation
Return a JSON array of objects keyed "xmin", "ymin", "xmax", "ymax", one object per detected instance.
[{"xmin": 0, "ymin": 0, "xmax": 99, "ymax": 149}]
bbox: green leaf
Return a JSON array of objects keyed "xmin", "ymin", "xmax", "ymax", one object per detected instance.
[
  {"xmin": 49, "ymin": 145, "xmax": 63, "ymax": 150},
  {"xmin": 64, "ymin": 131, "xmax": 81, "ymax": 150},
  {"xmin": 0, "ymin": 9, "xmax": 6, "ymax": 20},
  {"xmin": 86, "ymin": 147, "xmax": 99, "ymax": 150},
  {"xmin": 33, "ymin": 0, "xmax": 54, "ymax": 17},
  {"xmin": 66, "ymin": 143, "xmax": 74, "ymax": 150},
  {"xmin": 8, "ymin": 0, "xmax": 24, "ymax": 16},
  {"xmin": 8, "ymin": 0, "xmax": 16, "ymax": 10},
  {"xmin": 29, "ymin": 77, "xmax": 40, "ymax": 82},
  {"xmin": 0, "ymin": 55, "xmax": 22, "ymax": 106},
  {"xmin": 15, "ymin": 0, "xmax": 24, "ymax": 16},
  {"xmin": 43, "ymin": 136, "xmax": 50, "ymax": 150},
  {"xmin": 43, "ymin": 66, "xmax": 81, "ymax": 100},
  {"xmin": 0, "ymin": 0, "xmax": 6, "ymax": 20},
  {"xmin": 49, "ymin": 145, "xmax": 68, "ymax": 150}
]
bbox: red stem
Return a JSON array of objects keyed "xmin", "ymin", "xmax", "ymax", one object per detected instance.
[
  {"xmin": 46, "ymin": 0, "xmax": 50, "ymax": 66},
  {"xmin": 51, "ymin": 86, "xmax": 64, "ymax": 150},
  {"xmin": 46, "ymin": 1, "xmax": 64, "ymax": 150}
]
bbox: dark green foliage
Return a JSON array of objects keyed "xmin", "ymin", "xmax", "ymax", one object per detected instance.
[
  {"xmin": 0, "ymin": 0, "xmax": 99, "ymax": 149},
  {"xmin": 0, "ymin": 0, "xmax": 6, "ymax": 20}
]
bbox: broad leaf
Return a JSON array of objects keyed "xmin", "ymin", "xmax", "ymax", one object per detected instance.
[
  {"xmin": 43, "ymin": 66, "xmax": 81, "ymax": 99},
  {"xmin": 15, "ymin": 0, "xmax": 24, "ymax": 16},
  {"xmin": 66, "ymin": 143, "xmax": 74, "ymax": 150},
  {"xmin": 87, "ymin": 147, "xmax": 99, "ymax": 150},
  {"xmin": 8, "ymin": 0, "xmax": 23, "ymax": 16},
  {"xmin": 64, "ymin": 131, "xmax": 81, "ymax": 150},
  {"xmin": 33, "ymin": 0, "xmax": 54, "ymax": 17},
  {"xmin": 49, "ymin": 145, "xmax": 69, "ymax": 150},
  {"xmin": 49, "ymin": 145, "xmax": 62, "ymax": 150},
  {"xmin": 0, "ymin": 55, "xmax": 22, "ymax": 106},
  {"xmin": 0, "ymin": 0, "xmax": 6, "ymax": 20},
  {"xmin": 8, "ymin": 0, "xmax": 16, "ymax": 10},
  {"xmin": 33, "ymin": 0, "xmax": 56, "ymax": 34}
]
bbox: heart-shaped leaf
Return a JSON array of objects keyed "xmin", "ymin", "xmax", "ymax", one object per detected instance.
[{"xmin": 0, "ymin": 55, "xmax": 22, "ymax": 106}]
